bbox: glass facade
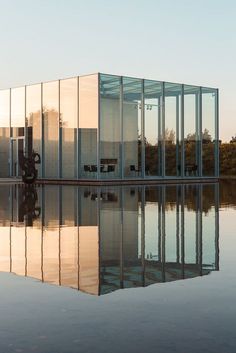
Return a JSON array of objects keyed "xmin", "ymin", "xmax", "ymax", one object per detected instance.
[{"xmin": 0, "ymin": 73, "xmax": 219, "ymax": 180}]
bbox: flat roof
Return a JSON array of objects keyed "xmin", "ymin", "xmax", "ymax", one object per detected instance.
[{"xmin": 0, "ymin": 72, "xmax": 218, "ymax": 92}]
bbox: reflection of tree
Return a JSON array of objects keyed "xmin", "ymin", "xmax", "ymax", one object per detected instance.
[
  {"xmin": 185, "ymin": 140, "xmax": 196, "ymax": 165},
  {"xmin": 145, "ymin": 144, "xmax": 159, "ymax": 175},
  {"xmin": 220, "ymin": 180, "xmax": 236, "ymax": 206},
  {"xmin": 165, "ymin": 128, "xmax": 175, "ymax": 143},
  {"xmin": 185, "ymin": 129, "xmax": 212, "ymax": 143},
  {"xmin": 202, "ymin": 143, "xmax": 215, "ymax": 175},
  {"xmin": 230, "ymin": 134, "xmax": 236, "ymax": 143},
  {"xmin": 185, "ymin": 132, "xmax": 196, "ymax": 142},
  {"xmin": 202, "ymin": 128, "xmax": 212, "ymax": 143}
]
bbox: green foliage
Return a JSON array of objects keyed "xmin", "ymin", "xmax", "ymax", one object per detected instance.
[{"xmin": 220, "ymin": 143, "xmax": 236, "ymax": 175}]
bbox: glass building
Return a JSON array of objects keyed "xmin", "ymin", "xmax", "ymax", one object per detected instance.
[{"xmin": 0, "ymin": 73, "xmax": 219, "ymax": 180}]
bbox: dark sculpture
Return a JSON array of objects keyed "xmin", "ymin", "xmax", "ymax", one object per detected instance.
[{"xmin": 19, "ymin": 150, "xmax": 41, "ymax": 184}]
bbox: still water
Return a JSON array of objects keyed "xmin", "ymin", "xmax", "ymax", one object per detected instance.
[{"xmin": 0, "ymin": 181, "xmax": 235, "ymax": 352}]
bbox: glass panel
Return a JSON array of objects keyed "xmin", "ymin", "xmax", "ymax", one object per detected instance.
[
  {"xmin": 0, "ymin": 90, "xmax": 10, "ymax": 177},
  {"xmin": 11, "ymin": 87, "xmax": 25, "ymax": 138},
  {"xmin": 202, "ymin": 88, "xmax": 217, "ymax": 176},
  {"xmin": 26, "ymin": 84, "xmax": 41, "ymax": 177},
  {"xmin": 184, "ymin": 85, "xmax": 200, "ymax": 177},
  {"xmin": 60, "ymin": 78, "xmax": 78, "ymax": 179},
  {"xmin": 78, "ymin": 74, "xmax": 98, "ymax": 178},
  {"xmin": 43, "ymin": 81, "xmax": 59, "ymax": 178},
  {"xmin": 144, "ymin": 80, "xmax": 162, "ymax": 177},
  {"xmin": 164, "ymin": 83, "xmax": 182, "ymax": 177},
  {"xmin": 100, "ymin": 74, "xmax": 121, "ymax": 179},
  {"xmin": 123, "ymin": 77, "xmax": 142, "ymax": 178}
]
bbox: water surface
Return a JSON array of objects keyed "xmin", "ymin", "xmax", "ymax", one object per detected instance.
[{"xmin": 0, "ymin": 181, "xmax": 235, "ymax": 353}]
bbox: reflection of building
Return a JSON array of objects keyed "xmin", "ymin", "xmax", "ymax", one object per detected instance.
[
  {"xmin": 0, "ymin": 184, "xmax": 219, "ymax": 295},
  {"xmin": 0, "ymin": 74, "xmax": 219, "ymax": 180}
]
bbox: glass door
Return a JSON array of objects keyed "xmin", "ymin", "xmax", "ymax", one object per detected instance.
[{"xmin": 10, "ymin": 137, "xmax": 24, "ymax": 177}]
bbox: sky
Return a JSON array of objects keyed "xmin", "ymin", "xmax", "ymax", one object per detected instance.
[{"xmin": 0, "ymin": 0, "xmax": 235, "ymax": 141}]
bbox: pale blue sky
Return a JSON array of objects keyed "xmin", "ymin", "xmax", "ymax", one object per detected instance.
[{"xmin": 0, "ymin": 0, "xmax": 235, "ymax": 141}]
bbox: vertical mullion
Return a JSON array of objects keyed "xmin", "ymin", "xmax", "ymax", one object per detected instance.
[
  {"xmin": 141, "ymin": 79, "xmax": 145, "ymax": 178},
  {"xmin": 181, "ymin": 85, "xmax": 184, "ymax": 178},
  {"xmin": 120, "ymin": 188, "xmax": 124, "ymax": 288},
  {"xmin": 162, "ymin": 82, "xmax": 165, "ymax": 178},
  {"xmin": 215, "ymin": 89, "xmax": 219, "ymax": 177},
  {"xmin": 41, "ymin": 83, "xmax": 44, "ymax": 178},
  {"xmin": 161, "ymin": 186, "xmax": 166, "ymax": 282},
  {"xmin": 59, "ymin": 186, "xmax": 62, "ymax": 285},
  {"xmin": 97, "ymin": 186, "xmax": 101, "ymax": 295},
  {"xmin": 215, "ymin": 183, "xmax": 220, "ymax": 270},
  {"xmin": 77, "ymin": 187, "xmax": 80, "ymax": 290},
  {"xmin": 97, "ymin": 73, "xmax": 100, "ymax": 180},
  {"xmin": 195, "ymin": 91, "xmax": 199, "ymax": 175},
  {"xmin": 158, "ymin": 97, "xmax": 161, "ymax": 176},
  {"xmin": 176, "ymin": 186, "xmax": 180, "ymax": 263},
  {"xmin": 77, "ymin": 77, "xmax": 80, "ymax": 179},
  {"xmin": 196, "ymin": 185, "xmax": 199, "ymax": 264},
  {"xmin": 24, "ymin": 86, "xmax": 27, "ymax": 158},
  {"xmin": 25, "ymin": 225, "xmax": 27, "ymax": 277},
  {"xmin": 176, "ymin": 95, "xmax": 179, "ymax": 176},
  {"xmin": 199, "ymin": 185, "xmax": 203, "ymax": 275},
  {"xmin": 199, "ymin": 87, "xmax": 202, "ymax": 177},
  {"xmin": 181, "ymin": 185, "xmax": 185, "ymax": 279},
  {"xmin": 120, "ymin": 76, "xmax": 124, "ymax": 179},
  {"xmin": 158, "ymin": 187, "xmax": 162, "ymax": 261},
  {"xmin": 74, "ymin": 76, "xmax": 79, "ymax": 179},
  {"xmin": 41, "ymin": 185, "xmax": 45, "ymax": 282},
  {"xmin": 9, "ymin": 88, "xmax": 12, "ymax": 177},
  {"xmin": 58, "ymin": 80, "xmax": 62, "ymax": 179},
  {"xmin": 141, "ymin": 187, "xmax": 145, "ymax": 285}
]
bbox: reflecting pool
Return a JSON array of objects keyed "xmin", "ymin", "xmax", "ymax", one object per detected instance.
[{"xmin": 0, "ymin": 181, "xmax": 235, "ymax": 353}]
